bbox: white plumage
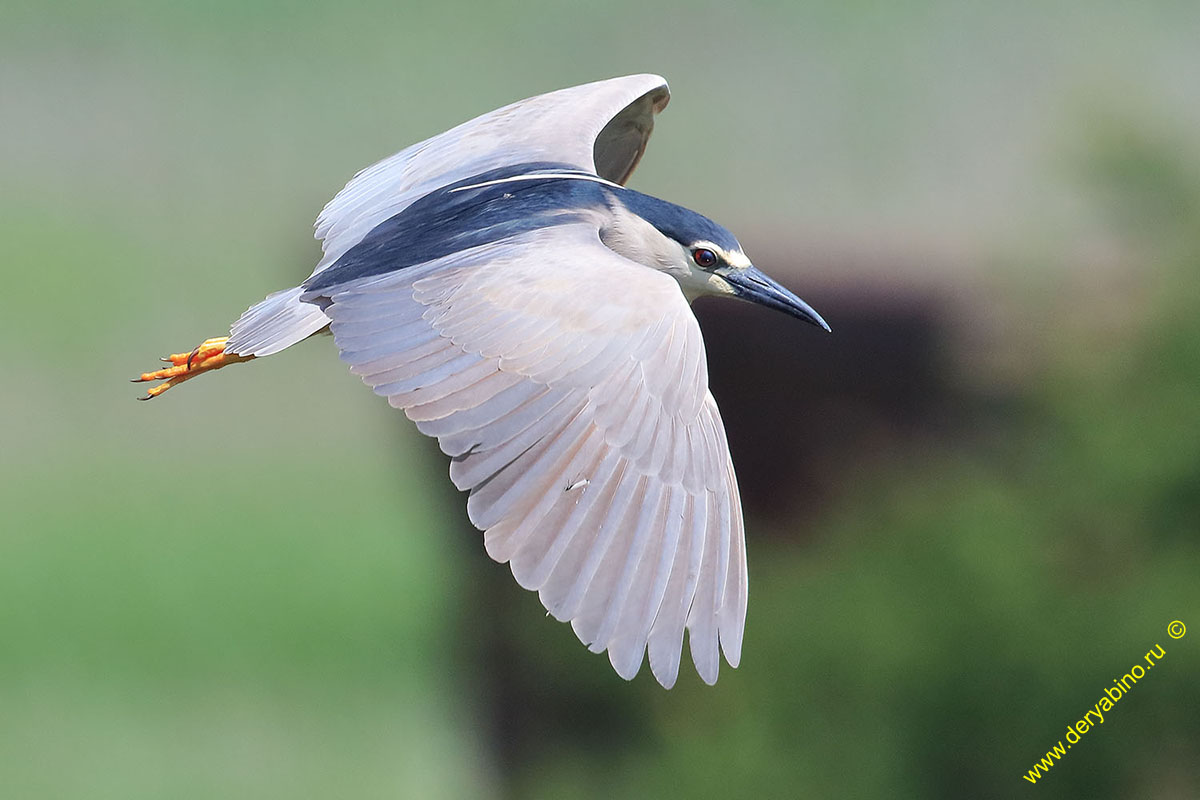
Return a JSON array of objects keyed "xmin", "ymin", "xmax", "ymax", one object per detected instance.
[
  {"xmin": 309, "ymin": 222, "xmax": 746, "ymax": 686},
  {"xmin": 143, "ymin": 74, "xmax": 829, "ymax": 687}
]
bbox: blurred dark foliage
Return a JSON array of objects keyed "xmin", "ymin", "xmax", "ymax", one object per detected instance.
[{"xmin": 459, "ymin": 117, "xmax": 1200, "ymax": 800}]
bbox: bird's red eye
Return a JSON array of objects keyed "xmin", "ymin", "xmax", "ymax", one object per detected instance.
[{"xmin": 692, "ymin": 248, "xmax": 718, "ymax": 268}]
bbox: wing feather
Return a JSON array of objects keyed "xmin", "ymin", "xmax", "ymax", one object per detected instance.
[
  {"xmin": 605, "ymin": 485, "xmax": 685, "ymax": 678},
  {"xmin": 541, "ymin": 460, "xmax": 639, "ymax": 621},
  {"xmin": 467, "ymin": 409, "xmax": 594, "ymax": 531},
  {"xmin": 570, "ymin": 476, "xmax": 652, "ymax": 648},
  {"xmin": 646, "ymin": 492, "xmax": 706, "ymax": 688},
  {"xmin": 405, "ymin": 369, "xmax": 521, "ymax": 423},
  {"xmin": 508, "ymin": 427, "xmax": 613, "ymax": 591},
  {"xmin": 414, "ymin": 380, "xmax": 547, "ymax": 437},
  {"xmin": 311, "ymin": 223, "xmax": 747, "ymax": 687},
  {"xmin": 718, "ymin": 456, "xmax": 748, "ymax": 667},
  {"xmin": 589, "ymin": 483, "xmax": 669, "ymax": 654},
  {"xmin": 442, "ymin": 388, "xmax": 579, "ymax": 462},
  {"xmin": 686, "ymin": 492, "xmax": 724, "ymax": 685},
  {"xmin": 391, "ymin": 361, "xmax": 503, "ymax": 412},
  {"xmin": 373, "ymin": 352, "xmax": 480, "ymax": 399},
  {"xmin": 521, "ymin": 449, "xmax": 626, "ymax": 594}
]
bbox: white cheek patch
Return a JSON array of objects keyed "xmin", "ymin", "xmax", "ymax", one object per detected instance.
[
  {"xmin": 676, "ymin": 263, "xmax": 732, "ymax": 301},
  {"xmin": 707, "ymin": 272, "xmax": 737, "ymax": 295}
]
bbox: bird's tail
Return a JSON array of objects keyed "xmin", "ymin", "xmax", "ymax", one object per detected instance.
[
  {"xmin": 225, "ymin": 286, "xmax": 330, "ymax": 358},
  {"xmin": 132, "ymin": 286, "xmax": 330, "ymax": 399}
]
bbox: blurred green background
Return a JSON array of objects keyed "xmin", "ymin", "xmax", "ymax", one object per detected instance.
[{"xmin": 2, "ymin": 1, "xmax": 1198, "ymax": 797}]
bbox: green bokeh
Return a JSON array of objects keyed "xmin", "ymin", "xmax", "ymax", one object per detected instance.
[{"xmin": 2, "ymin": 1, "xmax": 1198, "ymax": 797}]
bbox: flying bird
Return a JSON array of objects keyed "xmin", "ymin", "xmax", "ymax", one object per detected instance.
[{"xmin": 135, "ymin": 74, "xmax": 829, "ymax": 688}]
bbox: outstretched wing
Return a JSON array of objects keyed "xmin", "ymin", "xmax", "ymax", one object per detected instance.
[
  {"xmin": 227, "ymin": 74, "xmax": 670, "ymax": 357},
  {"xmin": 315, "ymin": 73, "xmax": 669, "ymax": 274},
  {"xmin": 303, "ymin": 222, "xmax": 745, "ymax": 688}
]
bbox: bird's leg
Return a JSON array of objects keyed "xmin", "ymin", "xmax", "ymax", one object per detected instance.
[{"xmin": 132, "ymin": 336, "xmax": 254, "ymax": 399}]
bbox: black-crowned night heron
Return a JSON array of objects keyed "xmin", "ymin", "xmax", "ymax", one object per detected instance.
[{"xmin": 136, "ymin": 74, "xmax": 829, "ymax": 688}]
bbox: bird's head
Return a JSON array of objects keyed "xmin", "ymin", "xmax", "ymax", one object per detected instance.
[{"xmin": 602, "ymin": 188, "xmax": 831, "ymax": 332}]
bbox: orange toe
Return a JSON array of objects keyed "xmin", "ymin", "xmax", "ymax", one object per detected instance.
[{"xmin": 133, "ymin": 336, "xmax": 253, "ymax": 399}]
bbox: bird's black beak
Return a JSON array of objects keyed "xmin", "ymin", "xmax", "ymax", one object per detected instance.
[{"xmin": 721, "ymin": 266, "xmax": 831, "ymax": 332}]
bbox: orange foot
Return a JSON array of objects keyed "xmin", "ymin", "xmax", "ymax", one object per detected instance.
[{"xmin": 133, "ymin": 336, "xmax": 253, "ymax": 399}]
